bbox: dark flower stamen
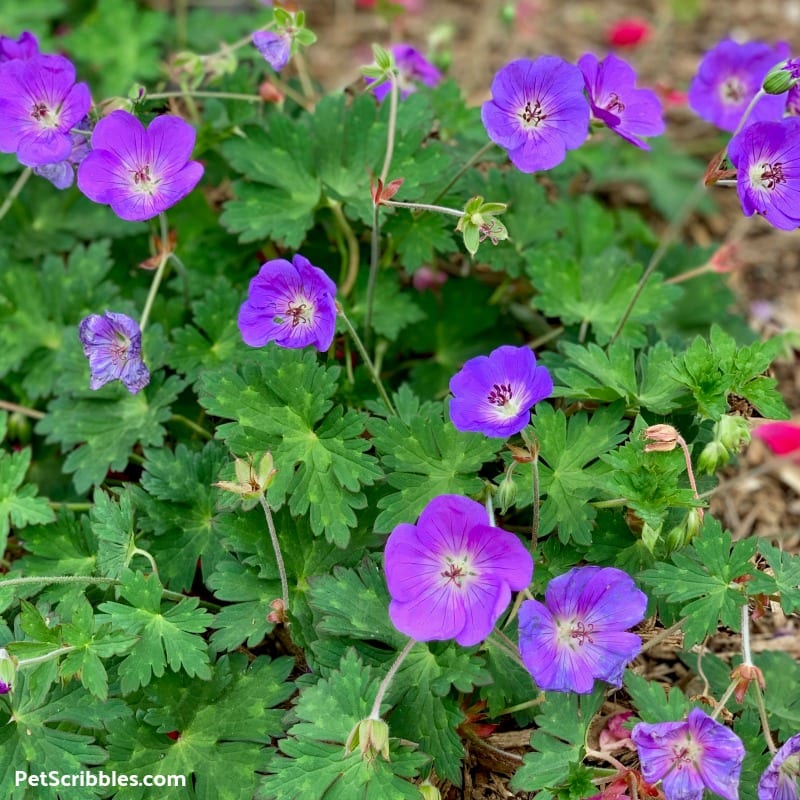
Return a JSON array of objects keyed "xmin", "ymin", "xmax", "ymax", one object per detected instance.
[
  {"xmin": 286, "ymin": 301, "xmax": 310, "ymax": 327},
  {"xmin": 722, "ymin": 77, "xmax": 745, "ymax": 104},
  {"xmin": 30, "ymin": 101, "xmax": 50, "ymax": 121},
  {"xmin": 441, "ymin": 560, "xmax": 467, "ymax": 587},
  {"xmin": 604, "ymin": 92, "xmax": 626, "ymax": 114},
  {"xmin": 760, "ymin": 162, "xmax": 785, "ymax": 189},
  {"xmin": 487, "ymin": 382, "xmax": 513, "ymax": 407},
  {"xmin": 132, "ymin": 164, "xmax": 153, "ymax": 185},
  {"xmin": 520, "ymin": 99, "xmax": 546, "ymax": 126},
  {"xmin": 570, "ymin": 620, "xmax": 595, "ymax": 645}
]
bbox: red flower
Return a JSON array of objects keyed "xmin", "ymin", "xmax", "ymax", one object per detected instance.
[
  {"xmin": 607, "ymin": 18, "xmax": 652, "ymax": 48},
  {"xmin": 753, "ymin": 421, "xmax": 800, "ymax": 457}
]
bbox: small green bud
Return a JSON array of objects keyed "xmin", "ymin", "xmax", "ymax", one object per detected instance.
[
  {"xmin": 697, "ymin": 439, "xmax": 729, "ymax": 475},
  {"xmin": 371, "ymin": 43, "xmax": 393, "ymax": 72},
  {"xmin": 717, "ymin": 414, "xmax": 751, "ymax": 453},
  {"xmin": 344, "ymin": 718, "xmax": 390, "ymax": 762},
  {"xmin": 272, "ymin": 7, "xmax": 293, "ymax": 27},
  {"xmin": 641, "ymin": 521, "xmax": 661, "ymax": 553},
  {"xmin": 763, "ymin": 60, "xmax": 800, "ymax": 95},
  {"xmin": 496, "ymin": 473, "xmax": 517, "ymax": 514},
  {"xmin": 419, "ymin": 780, "xmax": 442, "ymax": 800},
  {"xmin": 214, "ymin": 452, "xmax": 276, "ymax": 502},
  {"xmin": 0, "ymin": 648, "xmax": 17, "ymax": 695}
]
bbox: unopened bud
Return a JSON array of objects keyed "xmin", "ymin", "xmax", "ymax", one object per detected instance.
[
  {"xmin": 763, "ymin": 59, "xmax": 800, "ymax": 95},
  {"xmin": 0, "ymin": 648, "xmax": 17, "ymax": 695},
  {"xmin": 642, "ymin": 424, "xmax": 679, "ymax": 452},
  {"xmin": 267, "ymin": 598, "xmax": 287, "ymax": 625},
  {"xmin": 717, "ymin": 414, "xmax": 751, "ymax": 453},
  {"xmin": 419, "ymin": 780, "xmax": 442, "ymax": 800},
  {"xmin": 344, "ymin": 717, "xmax": 390, "ymax": 762},
  {"xmin": 258, "ymin": 80, "xmax": 284, "ymax": 103},
  {"xmin": 697, "ymin": 439, "xmax": 729, "ymax": 475},
  {"xmin": 495, "ymin": 473, "xmax": 517, "ymax": 514},
  {"xmin": 214, "ymin": 452, "xmax": 276, "ymax": 501},
  {"xmin": 731, "ymin": 663, "xmax": 765, "ymax": 704}
]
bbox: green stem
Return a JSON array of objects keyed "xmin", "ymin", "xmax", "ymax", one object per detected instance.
[
  {"xmin": 328, "ymin": 199, "xmax": 360, "ymax": 297},
  {"xmin": 132, "ymin": 547, "xmax": 159, "ymax": 577},
  {"xmin": 17, "ymin": 646, "xmax": 78, "ymax": 668},
  {"xmin": 139, "ymin": 214, "xmax": 171, "ymax": 333},
  {"xmin": 379, "ymin": 73, "xmax": 399, "ymax": 186},
  {"xmin": 369, "ymin": 638, "xmax": 416, "ymax": 719},
  {"xmin": 432, "ymin": 140, "xmax": 495, "ymax": 204},
  {"xmin": 293, "ymin": 50, "xmax": 317, "ymax": 106},
  {"xmin": 590, "ymin": 497, "xmax": 628, "ymax": 509},
  {"xmin": 740, "ymin": 603, "xmax": 753, "ymax": 666},
  {"xmin": 381, "ymin": 198, "xmax": 463, "ymax": 217},
  {"xmin": 48, "ymin": 502, "xmax": 92, "ymax": 512},
  {"xmin": 167, "ymin": 253, "xmax": 191, "ymax": 309},
  {"xmin": 259, "ymin": 494, "xmax": 290, "ymax": 612},
  {"xmin": 676, "ymin": 434, "xmax": 700, "ymax": 499},
  {"xmin": 364, "ymin": 204, "xmax": 381, "ymax": 349},
  {"xmin": 489, "ymin": 629, "xmax": 526, "ymax": 667},
  {"xmin": 495, "ymin": 696, "xmax": 546, "ymax": 716},
  {"xmin": 531, "ymin": 455, "xmax": 540, "ymax": 550},
  {"xmin": 0, "ymin": 167, "xmax": 32, "ymax": 225},
  {"xmin": 752, "ymin": 678, "xmax": 777, "ymax": 753},
  {"xmin": 337, "ymin": 307, "xmax": 397, "ymax": 416},
  {"xmin": 0, "ymin": 399, "xmax": 44, "ymax": 420},
  {"xmin": 710, "ymin": 678, "xmax": 739, "ymax": 720},
  {"xmin": 527, "ymin": 325, "xmax": 564, "ymax": 351},
  {"xmin": 638, "ymin": 616, "xmax": 688, "ymax": 655},
  {"xmin": 171, "ymin": 414, "xmax": 212, "ymax": 439},
  {"xmin": 607, "ymin": 178, "xmax": 705, "ymax": 347},
  {"xmin": 145, "ymin": 90, "xmax": 264, "ymax": 103}
]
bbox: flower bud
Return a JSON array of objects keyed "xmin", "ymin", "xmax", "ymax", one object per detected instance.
[
  {"xmin": 214, "ymin": 452, "xmax": 276, "ymax": 501},
  {"xmin": 495, "ymin": 472, "xmax": 517, "ymax": 514},
  {"xmin": 731, "ymin": 663, "xmax": 765, "ymax": 704},
  {"xmin": 419, "ymin": 780, "xmax": 442, "ymax": 800},
  {"xmin": 697, "ymin": 439, "xmax": 729, "ymax": 475},
  {"xmin": 344, "ymin": 717, "xmax": 390, "ymax": 762},
  {"xmin": 763, "ymin": 59, "xmax": 800, "ymax": 95},
  {"xmin": 259, "ymin": 80, "xmax": 284, "ymax": 104},
  {"xmin": 642, "ymin": 424, "xmax": 678, "ymax": 452},
  {"xmin": 717, "ymin": 414, "xmax": 751, "ymax": 453},
  {"xmin": 0, "ymin": 648, "xmax": 17, "ymax": 695}
]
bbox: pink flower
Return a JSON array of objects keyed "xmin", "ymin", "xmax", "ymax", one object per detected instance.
[
  {"xmin": 753, "ymin": 421, "xmax": 800, "ymax": 457},
  {"xmin": 606, "ymin": 18, "xmax": 652, "ymax": 48}
]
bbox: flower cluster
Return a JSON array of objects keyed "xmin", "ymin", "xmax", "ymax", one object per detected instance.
[
  {"xmin": 481, "ymin": 52, "xmax": 663, "ymax": 172},
  {"xmin": 518, "ymin": 566, "xmax": 648, "ymax": 693},
  {"xmin": 384, "ymin": 494, "xmax": 533, "ymax": 646}
]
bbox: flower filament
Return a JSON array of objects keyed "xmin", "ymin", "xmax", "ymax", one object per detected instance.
[
  {"xmin": 604, "ymin": 92, "xmax": 625, "ymax": 114},
  {"xmin": 720, "ymin": 76, "xmax": 746, "ymax": 105},
  {"xmin": 569, "ymin": 620, "xmax": 595, "ymax": 646},
  {"xmin": 440, "ymin": 555, "xmax": 474, "ymax": 589},
  {"xmin": 520, "ymin": 99, "xmax": 546, "ymax": 128},
  {"xmin": 487, "ymin": 382, "xmax": 513, "ymax": 407}
]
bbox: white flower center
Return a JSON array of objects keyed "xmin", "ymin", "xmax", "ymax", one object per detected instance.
[
  {"xmin": 518, "ymin": 99, "xmax": 547, "ymax": 129},
  {"xmin": 720, "ymin": 76, "xmax": 746, "ymax": 105},
  {"xmin": 749, "ymin": 160, "xmax": 786, "ymax": 192},
  {"xmin": 273, "ymin": 295, "xmax": 315, "ymax": 328},
  {"xmin": 31, "ymin": 101, "xmax": 60, "ymax": 130},
  {"xmin": 439, "ymin": 554, "xmax": 476, "ymax": 590},
  {"xmin": 130, "ymin": 163, "xmax": 159, "ymax": 196}
]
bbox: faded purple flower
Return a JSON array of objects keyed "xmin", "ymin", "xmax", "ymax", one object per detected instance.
[
  {"xmin": 632, "ymin": 708, "xmax": 745, "ymax": 800},
  {"xmin": 0, "ymin": 54, "xmax": 91, "ymax": 167},
  {"xmin": 449, "ymin": 345, "xmax": 553, "ymax": 438},
  {"xmin": 370, "ymin": 44, "xmax": 441, "ymax": 101},
  {"xmin": 238, "ymin": 254, "xmax": 337, "ymax": 351},
  {"xmin": 481, "ymin": 56, "xmax": 589, "ymax": 173},
  {"xmin": 0, "ymin": 31, "xmax": 39, "ymax": 62},
  {"xmin": 578, "ymin": 52, "xmax": 664, "ymax": 149},
  {"xmin": 77, "ymin": 110, "xmax": 204, "ymax": 222},
  {"xmin": 786, "ymin": 85, "xmax": 800, "ymax": 116},
  {"xmin": 33, "ymin": 117, "xmax": 90, "ymax": 190},
  {"xmin": 728, "ymin": 118, "xmax": 800, "ymax": 230},
  {"xmin": 79, "ymin": 311, "xmax": 150, "ymax": 394},
  {"xmin": 384, "ymin": 494, "xmax": 533, "ymax": 647},
  {"xmin": 253, "ymin": 30, "xmax": 292, "ymax": 71},
  {"xmin": 688, "ymin": 39, "xmax": 789, "ymax": 132},
  {"xmin": 518, "ymin": 566, "xmax": 647, "ymax": 693},
  {"xmin": 758, "ymin": 733, "xmax": 800, "ymax": 800}
]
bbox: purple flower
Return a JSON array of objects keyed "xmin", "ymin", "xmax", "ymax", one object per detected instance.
[
  {"xmin": 481, "ymin": 56, "xmax": 589, "ymax": 173},
  {"xmin": 238, "ymin": 254, "xmax": 337, "ymax": 351},
  {"xmin": 0, "ymin": 54, "xmax": 91, "ymax": 167},
  {"xmin": 728, "ymin": 118, "xmax": 800, "ymax": 230},
  {"xmin": 33, "ymin": 117, "xmax": 90, "ymax": 190},
  {"xmin": 253, "ymin": 30, "xmax": 292, "ymax": 71},
  {"xmin": 786, "ymin": 85, "xmax": 800, "ymax": 116},
  {"xmin": 77, "ymin": 110, "xmax": 204, "ymax": 222},
  {"xmin": 578, "ymin": 52, "xmax": 664, "ymax": 149},
  {"xmin": 0, "ymin": 680, "xmax": 10, "ymax": 694},
  {"xmin": 79, "ymin": 312, "xmax": 150, "ymax": 394},
  {"xmin": 758, "ymin": 733, "xmax": 800, "ymax": 800},
  {"xmin": 384, "ymin": 494, "xmax": 533, "ymax": 647},
  {"xmin": 0, "ymin": 31, "xmax": 39, "ymax": 62},
  {"xmin": 518, "ymin": 566, "xmax": 647, "ymax": 693},
  {"xmin": 632, "ymin": 708, "xmax": 745, "ymax": 800},
  {"xmin": 367, "ymin": 44, "xmax": 441, "ymax": 101},
  {"xmin": 448, "ymin": 345, "xmax": 553, "ymax": 438},
  {"xmin": 688, "ymin": 39, "xmax": 789, "ymax": 132}
]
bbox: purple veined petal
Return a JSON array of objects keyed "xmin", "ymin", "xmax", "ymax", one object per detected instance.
[
  {"xmin": 455, "ymin": 580, "xmax": 510, "ymax": 646},
  {"xmin": 388, "ymin": 578, "xmax": 469, "ymax": 642},
  {"xmin": 253, "ymin": 30, "xmax": 292, "ymax": 71},
  {"xmin": 576, "ymin": 567, "xmax": 648, "ymax": 630},
  {"xmin": 77, "ymin": 150, "xmax": 127, "ymax": 204},
  {"xmin": 543, "ymin": 565, "xmax": 603, "ymax": 619},
  {"xmin": 90, "ymin": 110, "xmax": 147, "ymax": 162},
  {"xmin": 147, "ymin": 114, "xmax": 198, "ymax": 176},
  {"xmin": 506, "ymin": 131, "xmax": 569, "ymax": 173},
  {"xmin": 0, "ymin": 30, "xmax": 39, "ymax": 61},
  {"xmin": 632, "ymin": 719, "xmax": 692, "ymax": 783},
  {"xmin": 481, "ymin": 101, "xmax": 530, "ymax": 151},
  {"xmin": 16, "ymin": 128, "xmax": 72, "ymax": 167},
  {"xmin": 293, "ymin": 253, "xmax": 338, "ymax": 297},
  {"xmin": 34, "ymin": 160, "xmax": 75, "ymax": 190},
  {"xmin": 59, "ymin": 81, "xmax": 92, "ymax": 131},
  {"xmin": 118, "ymin": 358, "xmax": 151, "ymax": 393},
  {"xmin": 580, "ymin": 629, "xmax": 643, "ymax": 687},
  {"xmin": 466, "ymin": 523, "xmax": 533, "ymax": 591},
  {"xmin": 688, "ymin": 708, "xmax": 745, "ymax": 800},
  {"xmin": 414, "ymin": 494, "xmax": 489, "ymax": 554},
  {"xmin": 758, "ymin": 732, "xmax": 800, "ymax": 800},
  {"xmin": 661, "ymin": 760, "xmax": 706, "ymax": 800},
  {"xmin": 108, "ymin": 160, "xmax": 203, "ymax": 222}
]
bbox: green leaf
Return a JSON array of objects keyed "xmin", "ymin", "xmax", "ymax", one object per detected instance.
[
  {"xmin": 96, "ymin": 571, "xmax": 212, "ymax": 693},
  {"xmin": 384, "ymin": 211, "xmax": 459, "ymax": 270},
  {"xmin": 624, "ymin": 669, "xmax": 690, "ymax": 722},
  {"xmin": 640, "ymin": 516, "xmax": 756, "ymax": 645},
  {"xmin": 37, "ymin": 374, "xmax": 184, "ymax": 493},
  {"xmin": 522, "ymin": 403, "xmax": 628, "ymax": 545},
  {"xmin": 751, "ymin": 541, "xmax": 800, "ymax": 615},
  {"xmin": 367, "ymin": 385, "xmax": 499, "ymax": 533},
  {"xmin": 0, "ymin": 446, "xmax": 54, "ymax": 555},
  {"xmin": 90, "ymin": 487, "xmax": 137, "ymax": 579},
  {"xmin": 199, "ymin": 347, "xmax": 382, "ymax": 546}
]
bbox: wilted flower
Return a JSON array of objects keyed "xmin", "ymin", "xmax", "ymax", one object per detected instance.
[
  {"xmin": 0, "ymin": 54, "xmax": 91, "ymax": 167},
  {"xmin": 599, "ymin": 711, "xmax": 637, "ymax": 752},
  {"xmin": 688, "ymin": 39, "xmax": 789, "ymax": 132},
  {"xmin": 253, "ymin": 30, "xmax": 292, "ymax": 71},
  {"xmin": 214, "ymin": 452, "xmax": 276, "ymax": 502},
  {"xmin": 449, "ymin": 345, "xmax": 553, "ymax": 438},
  {"xmin": 518, "ymin": 566, "xmax": 647, "ymax": 693},
  {"xmin": 758, "ymin": 732, "xmax": 800, "ymax": 800},
  {"xmin": 238, "ymin": 254, "xmax": 337, "ymax": 351},
  {"xmin": 78, "ymin": 311, "xmax": 150, "ymax": 394},
  {"xmin": 578, "ymin": 52, "xmax": 664, "ymax": 149},
  {"xmin": 344, "ymin": 717, "xmax": 390, "ymax": 762},
  {"xmin": 366, "ymin": 43, "xmax": 441, "ymax": 101},
  {"xmin": 77, "ymin": 110, "xmax": 204, "ymax": 222},
  {"xmin": 481, "ymin": 56, "xmax": 590, "ymax": 173},
  {"xmin": 642, "ymin": 424, "xmax": 679, "ymax": 452},
  {"xmin": 632, "ymin": 708, "xmax": 745, "ymax": 800},
  {"xmin": 0, "ymin": 30, "xmax": 39, "ymax": 61},
  {"xmin": 384, "ymin": 494, "xmax": 533, "ymax": 646},
  {"xmin": 728, "ymin": 118, "xmax": 800, "ymax": 231}
]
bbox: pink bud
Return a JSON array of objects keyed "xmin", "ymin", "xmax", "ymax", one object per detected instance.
[
  {"xmin": 753, "ymin": 421, "xmax": 800, "ymax": 457},
  {"xmin": 412, "ymin": 266, "xmax": 447, "ymax": 292},
  {"xmin": 606, "ymin": 18, "xmax": 652, "ymax": 48}
]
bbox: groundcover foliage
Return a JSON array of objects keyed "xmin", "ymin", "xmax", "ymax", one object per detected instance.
[{"xmin": 1, "ymin": 3, "xmax": 798, "ymax": 800}]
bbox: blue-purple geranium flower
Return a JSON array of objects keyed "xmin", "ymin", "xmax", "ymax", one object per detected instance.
[
  {"xmin": 728, "ymin": 118, "xmax": 800, "ymax": 230},
  {"xmin": 481, "ymin": 56, "xmax": 590, "ymax": 173},
  {"xmin": 578, "ymin": 52, "xmax": 664, "ymax": 149},
  {"xmin": 449, "ymin": 345, "xmax": 553, "ymax": 438},
  {"xmin": 632, "ymin": 708, "xmax": 745, "ymax": 800},
  {"xmin": 253, "ymin": 30, "xmax": 292, "ymax": 71},
  {"xmin": 688, "ymin": 39, "xmax": 789, "ymax": 132},
  {"xmin": 238, "ymin": 254, "xmax": 337, "ymax": 351},
  {"xmin": 384, "ymin": 494, "xmax": 533, "ymax": 647},
  {"xmin": 33, "ymin": 118, "xmax": 90, "ymax": 190},
  {"xmin": 758, "ymin": 732, "xmax": 800, "ymax": 800},
  {"xmin": 77, "ymin": 110, "xmax": 204, "ymax": 222},
  {"xmin": 79, "ymin": 311, "xmax": 150, "ymax": 394},
  {"xmin": 366, "ymin": 44, "xmax": 441, "ymax": 101},
  {"xmin": 0, "ymin": 31, "xmax": 39, "ymax": 62},
  {"xmin": 518, "ymin": 566, "xmax": 647, "ymax": 693},
  {"xmin": 0, "ymin": 54, "xmax": 91, "ymax": 167}
]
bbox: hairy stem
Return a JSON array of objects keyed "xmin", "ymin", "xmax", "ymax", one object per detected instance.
[
  {"xmin": 370, "ymin": 638, "xmax": 416, "ymax": 719},
  {"xmin": 0, "ymin": 167, "xmax": 32, "ymax": 225},
  {"xmin": 146, "ymin": 90, "xmax": 263, "ymax": 103},
  {"xmin": 16, "ymin": 646, "xmax": 78, "ymax": 669},
  {"xmin": 0, "ymin": 399, "xmax": 44, "ymax": 420},
  {"xmin": 170, "ymin": 414, "xmax": 212, "ymax": 439},
  {"xmin": 259, "ymin": 494, "xmax": 290, "ymax": 613},
  {"xmin": 381, "ymin": 198, "xmax": 464, "ymax": 217},
  {"xmin": 139, "ymin": 213, "xmax": 171, "ymax": 333},
  {"xmin": 379, "ymin": 74, "xmax": 399, "ymax": 186},
  {"xmin": 432, "ymin": 140, "xmax": 496, "ymax": 204},
  {"xmin": 328, "ymin": 199, "xmax": 360, "ymax": 297}
]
